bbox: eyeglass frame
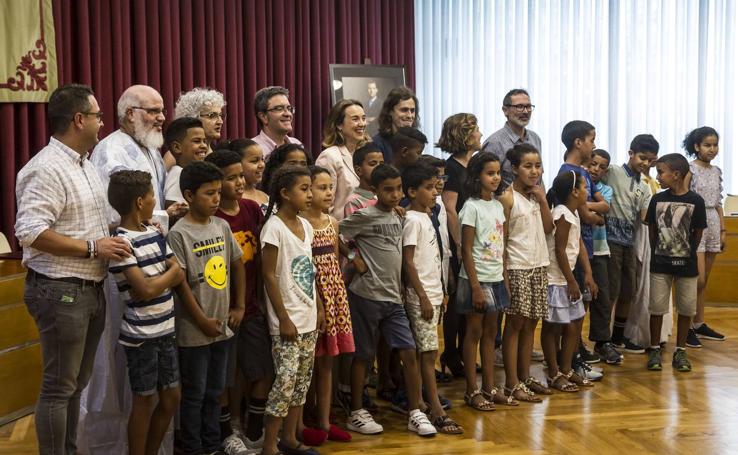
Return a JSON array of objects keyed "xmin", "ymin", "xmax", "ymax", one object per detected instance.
[
  {"xmin": 200, "ymin": 111, "xmax": 227, "ymax": 120},
  {"xmin": 264, "ymin": 105, "xmax": 296, "ymax": 114},
  {"xmin": 81, "ymin": 111, "xmax": 104, "ymax": 120},
  {"xmin": 504, "ymin": 104, "xmax": 536, "ymax": 113},
  {"xmin": 130, "ymin": 106, "xmax": 167, "ymax": 116}
]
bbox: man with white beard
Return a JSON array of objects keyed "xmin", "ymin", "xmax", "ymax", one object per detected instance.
[
  {"xmin": 91, "ymin": 84, "xmax": 186, "ymax": 225},
  {"xmin": 80, "ymin": 85, "xmax": 183, "ymax": 454}
]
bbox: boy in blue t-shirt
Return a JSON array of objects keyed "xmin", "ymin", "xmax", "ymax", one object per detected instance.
[
  {"xmin": 108, "ymin": 170, "xmax": 185, "ymax": 455},
  {"xmin": 586, "ymin": 150, "xmax": 621, "ymax": 365}
]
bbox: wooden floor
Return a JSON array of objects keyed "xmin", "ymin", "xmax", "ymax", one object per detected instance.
[{"xmin": 3, "ymin": 307, "xmax": 738, "ymax": 455}]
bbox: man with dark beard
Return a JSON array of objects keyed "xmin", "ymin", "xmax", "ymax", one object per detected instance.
[
  {"xmin": 480, "ymin": 88, "xmax": 542, "ymax": 192},
  {"xmin": 92, "ymin": 85, "xmax": 186, "ymax": 225}
]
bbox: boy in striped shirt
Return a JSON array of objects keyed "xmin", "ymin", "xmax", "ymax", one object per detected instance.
[{"xmin": 108, "ymin": 170, "xmax": 185, "ymax": 455}]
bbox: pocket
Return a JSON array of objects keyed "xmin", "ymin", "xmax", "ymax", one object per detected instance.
[{"xmin": 39, "ymin": 282, "xmax": 85, "ymax": 342}]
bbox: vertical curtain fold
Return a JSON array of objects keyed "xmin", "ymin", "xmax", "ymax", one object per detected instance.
[
  {"xmin": 1, "ymin": 0, "xmax": 415, "ymax": 250},
  {"xmin": 415, "ymin": 0, "xmax": 737, "ymax": 193}
]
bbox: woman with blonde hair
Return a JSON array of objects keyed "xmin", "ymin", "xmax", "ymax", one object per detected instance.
[{"xmin": 315, "ymin": 99, "xmax": 370, "ymax": 220}]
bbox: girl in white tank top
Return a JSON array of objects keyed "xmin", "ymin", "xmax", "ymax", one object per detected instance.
[{"xmin": 498, "ymin": 144, "xmax": 555, "ymax": 401}]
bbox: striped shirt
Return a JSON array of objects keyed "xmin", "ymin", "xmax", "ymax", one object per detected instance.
[
  {"xmin": 109, "ymin": 226, "xmax": 175, "ymax": 346},
  {"xmin": 15, "ymin": 137, "xmax": 110, "ymax": 281}
]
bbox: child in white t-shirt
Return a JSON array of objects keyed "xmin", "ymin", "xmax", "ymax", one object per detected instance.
[
  {"xmin": 260, "ymin": 165, "xmax": 325, "ymax": 455},
  {"xmin": 401, "ymin": 164, "xmax": 463, "ymax": 435}
]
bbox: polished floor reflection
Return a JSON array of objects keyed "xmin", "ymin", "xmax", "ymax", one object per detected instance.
[{"xmin": 2, "ymin": 307, "xmax": 737, "ymax": 455}]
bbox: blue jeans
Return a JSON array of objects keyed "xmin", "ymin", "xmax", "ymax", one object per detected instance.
[
  {"xmin": 24, "ymin": 273, "xmax": 106, "ymax": 455},
  {"xmin": 178, "ymin": 340, "xmax": 230, "ymax": 455}
]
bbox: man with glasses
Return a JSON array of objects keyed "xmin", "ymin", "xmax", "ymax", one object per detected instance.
[
  {"xmin": 15, "ymin": 84, "xmax": 132, "ymax": 454},
  {"xmin": 481, "ymin": 88, "xmax": 542, "ymax": 191},
  {"xmin": 92, "ymin": 84, "xmax": 180, "ymax": 224},
  {"xmin": 252, "ymin": 86, "xmax": 303, "ymax": 158}
]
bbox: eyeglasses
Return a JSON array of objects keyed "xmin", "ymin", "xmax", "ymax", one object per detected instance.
[
  {"xmin": 81, "ymin": 111, "xmax": 104, "ymax": 120},
  {"xmin": 505, "ymin": 104, "xmax": 535, "ymax": 113},
  {"xmin": 131, "ymin": 106, "xmax": 166, "ymax": 116},
  {"xmin": 265, "ymin": 105, "xmax": 296, "ymax": 114},
  {"xmin": 200, "ymin": 111, "xmax": 227, "ymax": 120}
]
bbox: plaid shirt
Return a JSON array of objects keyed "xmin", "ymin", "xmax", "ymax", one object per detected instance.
[{"xmin": 15, "ymin": 137, "xmax": 110, "ymax": 280}]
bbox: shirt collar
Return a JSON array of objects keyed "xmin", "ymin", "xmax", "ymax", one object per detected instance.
[
  {"xmin": 50, "ymin": 136, "xmax": 89, "ymax": 165},
  {"xmin": 503, "ymin": 122, "xmax": 527, "ymax": 143},
  {"xmin": 622, "ymin": 163, "xmax": 641, "ymax": 182}
]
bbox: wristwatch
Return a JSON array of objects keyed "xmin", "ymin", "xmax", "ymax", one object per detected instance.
[{"xmin": 347, "ymin": 250, "xmax": 357, "ymax": 261}]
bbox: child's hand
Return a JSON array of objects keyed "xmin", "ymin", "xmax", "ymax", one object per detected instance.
[
  {"xmin": 584, "ymin": 274, "xmax": 599, "ymax": 300},
  {"xmin": 317, "ymin": 309, "xmax": 326, "ymax": 333},
  {"xmin": 721, "ymin": 231, "xmax": 727, "ymax": 251},
  {"xmin": 567, "ymin": 279, "xmax": 582, "ymax": 301},
  {"xmin": 528, "ymin": 185, "xmax": 546, "ymax": 203},
  {"xmin": 594, "ymin": 213, "xmax": 605, "ymax": 226},
  {"xmin": 393, "ymin": 206, "xmax": 406, "ymax": 218},
  {"xmin": 420, "ymin": 296, "xmax": 434, "ymax": 321},
  {"xmin": 228, "ymin": 307, "xmax": 245, "ymax": 330},
  {"xmin": 353, "ymin": 256, "xmax": 368, "ymax": 275},
  {"xmin": 199, "ymin": 317, "xmax": 223, "ymax": 338},
  {"xmin": 442, "ymin": 294, "xmax": 449, "ymax": 314},
  {"xmin": 471, "ymin": 284, "xmax": 485, "ymax": 310},
  {"xmin": 279, "ymin": 318, "xmax": 298, "ymax": 342}
]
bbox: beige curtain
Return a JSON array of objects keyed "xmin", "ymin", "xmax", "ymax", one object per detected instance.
[{"xmin": 0, "ymin": 0, "xmax": 57, "ymax": 103}]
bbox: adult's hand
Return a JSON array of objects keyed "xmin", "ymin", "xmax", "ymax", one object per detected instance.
[{"xmin": 96, "ymin": 237, "xmax": 132, "ymax": 261}]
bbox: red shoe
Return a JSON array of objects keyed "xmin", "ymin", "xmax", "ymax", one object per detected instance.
[
  {"xmin": 302, "ymin": 427, "xmax": 328, "ymax": 446},
  {"xmin": 327, "ymin": 424, "xmax": 352, "ymax": 442}
]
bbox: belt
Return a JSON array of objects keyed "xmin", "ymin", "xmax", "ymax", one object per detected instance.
[{"xmin": 28, "ymin": 268, "xmax": 105, "ymax": 288}]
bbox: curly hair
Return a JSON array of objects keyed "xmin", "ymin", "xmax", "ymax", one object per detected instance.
[
  {"xmin": 377, "ymin": 86, "xmax": 420, "ymax": 137},
  {"xmin": 435, "ymin": 113, "xmax": 478, "ymax": 156},
  {"xmin": 174, "ymin": 87, "xmax": 226, "ymax": 119},
  {"xmin": 682, "ymin": 126, "xmax": 719, "ymax": 158}
]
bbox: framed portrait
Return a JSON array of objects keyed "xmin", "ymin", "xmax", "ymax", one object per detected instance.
[{"xmin": 329, "ymin": 64, "xmax": 407, "ymax": 137}]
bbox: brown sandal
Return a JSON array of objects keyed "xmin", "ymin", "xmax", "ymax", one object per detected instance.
[
  {"xmin": 547, "ymin": 371, "xmax": 579, "ymax": 392},
  {"xmin": 482, "ymin": 387, "xmax": 519, "ymax": 406},
  {"xmin": 504, "ymin": 383, "xmax": 542, "ymax": 403},
  {"xmin": 464, "ymin": 390, "xmax": 495, "ymax": 411},
  {"xmin": 432, "ymin": 415, "xmax": 464, "ymax": 434},
  {"xmin": 564, "ymin": 370, "xmax": 594, "ymax": 387},
  {"xmin": 525, "ymin": 376, "xmax": 553, "ymax": 395}
]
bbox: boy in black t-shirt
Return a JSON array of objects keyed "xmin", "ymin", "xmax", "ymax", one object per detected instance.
[{"xmin": 645, "ymin": 153, "xmax": 707, "ymax": 372}]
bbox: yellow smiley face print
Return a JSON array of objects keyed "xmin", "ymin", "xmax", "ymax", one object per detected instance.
[{"xmin": 205, "ymin": 255, "xmax": 227, "ymax": 289}]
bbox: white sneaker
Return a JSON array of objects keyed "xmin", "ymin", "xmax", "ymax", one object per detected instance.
[
  {"xmin": 407, "ymin": 409, "xmax": 436, "ymax": 437},
  {"xmin": 243, "ymin": 433, "xmax": 264, "ymax": 450},
  {"xmin": 223, "ymin": 432, "xmax": 250, "ymax": 455},
  {"xmin": 347, "ymin": 408, "xmax": 383, "ymax": 435}
]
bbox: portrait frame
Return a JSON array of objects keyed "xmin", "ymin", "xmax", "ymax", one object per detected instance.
[{"xmin": 329, "ymin": 64, "xmax": 407, "ymax": 136}]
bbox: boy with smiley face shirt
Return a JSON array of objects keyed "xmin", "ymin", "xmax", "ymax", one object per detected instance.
[{"xmin": 167, "ymin": 161, "xmax": 246, "ymax": 455}]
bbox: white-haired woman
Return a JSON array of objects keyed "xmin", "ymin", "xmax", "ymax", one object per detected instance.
[{"xmin": 163, "ymin": 87, "xmax": 227, "ymax": 170}]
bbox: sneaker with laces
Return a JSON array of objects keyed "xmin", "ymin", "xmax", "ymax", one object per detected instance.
[
  {"xmin": 347, "ymin": 408, "xmax": 383, "ymax": 435},
  {"xmin": 222, "ymin": 432, "xmax": 250, "ymax": 455},
  {"xmin": 407, "ymin": 409, "xmax": 436, "ymax": 437},
  {"xmin": 647, "ymin": 347, "xmax": 662, "ymax": 371},
  {"xmin": 686, "ymin": 328, "xmax": 702, "ymax": 348},
  {"xmin": 242, "ymin": 433, "xmax": 264, "ymax": 451},
  {"xmin": 574, "ymin": 357, "xmax": 603, "ymax": 381},
  {"xmin": 672, "ymin": 349, "xmax": 692, "ymax": 372},
  {"xmin": 694, "ymin": 323, "xmax": 726, "ymax": 341},
  {"xmin": 622, "ymin": 339, "xmax": 646, "ymax": 354},
  {"xmin": 579, "ymin": 343, "xmax": 601, "ymax": 364},
  {"xmin": 594, "ymin": 342, "xmax": 622, "ymax": 365}
]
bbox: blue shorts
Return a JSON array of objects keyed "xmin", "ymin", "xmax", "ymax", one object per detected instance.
[
  {"xmin": 455, "ymin": 277, "xmax": 510, "ymax": 314},
  {"xmin": 123, "ymin": 335, "xmax": 180, "ymax": 395},
  {"xmin": 348, "ymin": 291, "xmax": 416, "ymax": 360}
]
